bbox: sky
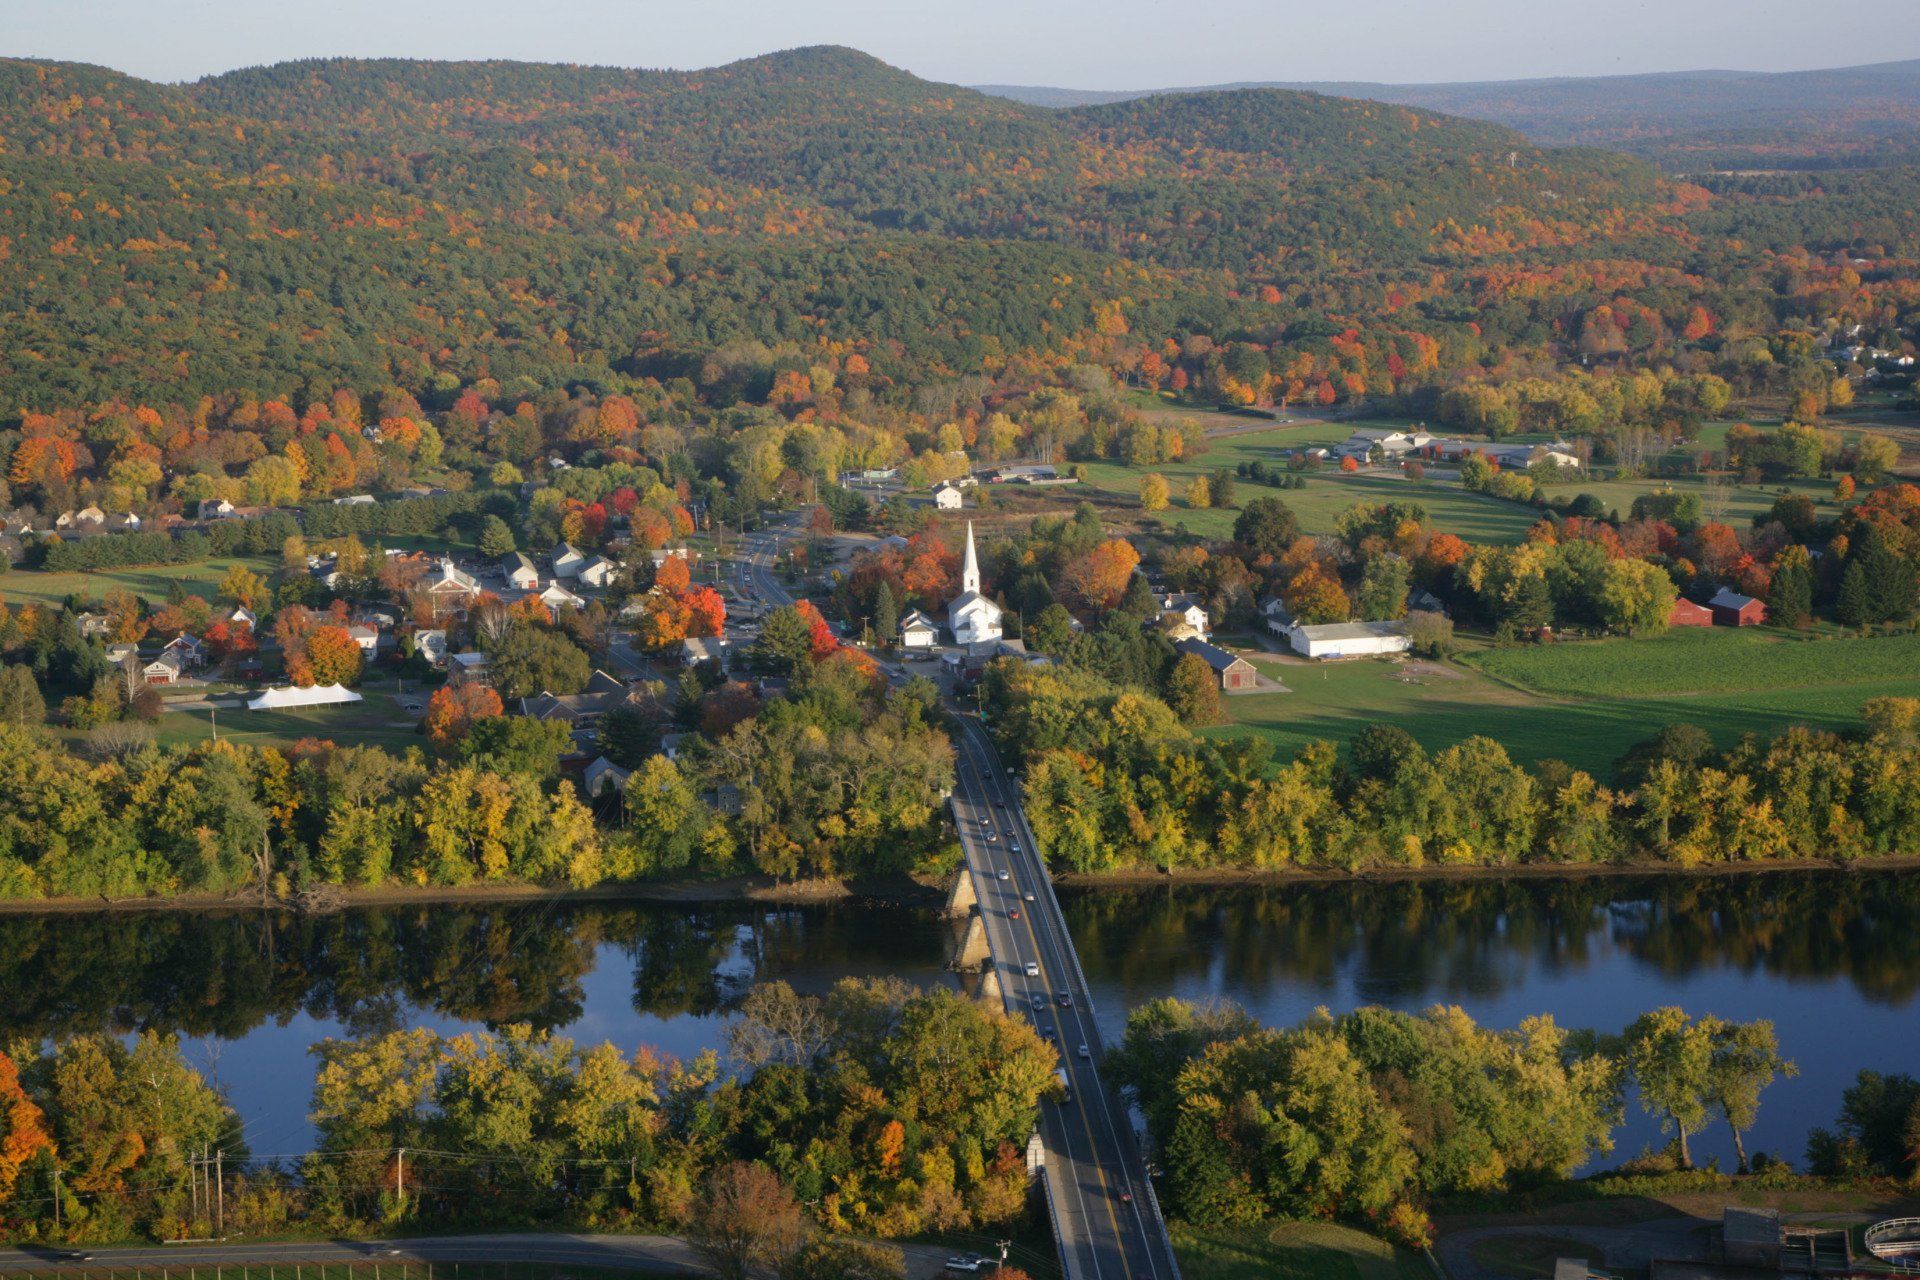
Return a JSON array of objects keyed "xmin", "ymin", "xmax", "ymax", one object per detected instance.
[{"xmin": 5, "ymin": 0, "xmax": 1915, "ymax": 88}]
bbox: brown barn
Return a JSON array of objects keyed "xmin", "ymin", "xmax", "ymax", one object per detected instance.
[
  {"xmin": 1175, "ymin": 638, "xmax": 1258, "ymax": 691},
  {"xmin": 1709, "ymin": 587, "xmax": 1767, "ymax": 627},
  {"xmin": 1669, "ymin": 598, "xmax": 1715, "ymax": 628}
]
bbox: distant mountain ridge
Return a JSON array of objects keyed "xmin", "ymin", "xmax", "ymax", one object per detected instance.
[{"xmin": 976, "ymin": 57, "xmax": 1920, "ymax": 168}]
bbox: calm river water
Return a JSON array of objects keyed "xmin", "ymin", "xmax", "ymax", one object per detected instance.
[{"xmin": 1, "ymin": 870, "xmax": 1913, "ymax": 1169}]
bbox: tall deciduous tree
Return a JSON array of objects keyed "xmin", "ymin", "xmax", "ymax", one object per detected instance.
[{"xmin": 1624, "ymin": 1007, "xmax": 1714, "ymax": 1169}]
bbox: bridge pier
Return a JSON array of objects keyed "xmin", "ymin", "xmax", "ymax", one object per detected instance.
[
  {"xmin": 943, "ymin": 862, "xmax": 978, "ymax": 918},
  {"xmin": 951, "ymin": 910, "xmax": 993, "ymax": 971}
]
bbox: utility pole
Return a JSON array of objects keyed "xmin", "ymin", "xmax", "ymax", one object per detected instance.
[
  {"xmin": 51, "ymin": 1165, "xmax": 60, "ymax": 1232},
  {"xmin": 396, "ymin": 1147, "xmax": 405, "ymax": 1211},
  {"xmin": 215, "ymin": 1148, "xmax": 224, "ymax": 1236}
]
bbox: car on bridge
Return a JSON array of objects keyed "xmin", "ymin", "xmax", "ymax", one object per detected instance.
[
  {"xmin": 1057, "ymin": 991, "xmax": 1073, "ymax": 1007},
  {"xmin": 1025, "ymin": 961, "xmax": 1040, "ymax": 977}
]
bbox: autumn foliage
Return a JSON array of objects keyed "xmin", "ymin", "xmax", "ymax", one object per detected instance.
[{"xmin": 424, "ymin": 683, "xmax": 504, "ymax": 749}]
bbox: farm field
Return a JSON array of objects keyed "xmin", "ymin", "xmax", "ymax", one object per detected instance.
[
  {"xmin": 1208, "ymin": 636, "xmax": 1919, "ymax": 778},
  {"xmin": 1467, "ymin": 628, "xmax": 1920, "ymax": 698},
  {"xmin": 1532, "ymin": 470, "xmax": 1835, "ymax": 528},
  {"xmin": 0, "ymin": 555, "xmax": 280, "ymax": 608},
  {"xmin": 1173, "ymin": 1218, "xmax": 1430, "ymax": 1280}
]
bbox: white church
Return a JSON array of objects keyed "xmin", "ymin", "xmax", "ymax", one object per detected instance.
[{"xmin": 946, "ymin": 522, "xmax": 1004, "ymax": 645}]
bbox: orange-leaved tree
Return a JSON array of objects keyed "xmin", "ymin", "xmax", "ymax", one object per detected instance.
[{"xmin": 424, "ymin": 682, "xmax": 504, "ymax": 749}]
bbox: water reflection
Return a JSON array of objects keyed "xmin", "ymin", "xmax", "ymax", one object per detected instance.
[{"xmin": 0, "ymin": 871, "xmax": 1913, "ymax": 1163}]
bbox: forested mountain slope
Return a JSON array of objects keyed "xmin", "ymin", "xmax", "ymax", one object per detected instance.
[{"xmin": 0, "ymin": 46, "xmax": 1908, "ymax": 413}]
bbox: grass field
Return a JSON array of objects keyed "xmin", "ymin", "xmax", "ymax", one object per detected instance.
[
  {"xmin": 0, "ymin": 555, "xmax": 280, "ymax": 608},
  {"xmin": 1468, "ymin": 628, "xmax": 1920, "ymax": 698},
  {"xmin": 1073, "ymin": 422, "xmax": 1542, "ymax": 545},
  {"xmin": 1207, "ymin": 633, "xmax": 1920, "ymax": 777},
  {"xmin": 1532, "ymin": 471, "xmax": 1835, "ymax": 529},
  {"xmin": 1174, "ymin": 1218, "xmax": 1432, "ymax": 1280},
  {"xmin": 150, "ymin": 684, "xmax": 425, "ymax": 752}
]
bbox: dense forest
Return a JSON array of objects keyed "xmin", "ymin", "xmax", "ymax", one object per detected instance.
[{"xmin": 3, "ymin": 45, "xmax": 1917, "ymax": 422}]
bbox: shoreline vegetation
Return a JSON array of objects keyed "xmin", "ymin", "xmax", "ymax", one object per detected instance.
[{"xmin": 0, "ymin": 853, "xmax": 1915, "ymax": 916}]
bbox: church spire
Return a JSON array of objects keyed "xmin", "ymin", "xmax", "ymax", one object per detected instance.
[{"xmin": 961, "ymin": 520, "xmax": 981, "ymax": 595}]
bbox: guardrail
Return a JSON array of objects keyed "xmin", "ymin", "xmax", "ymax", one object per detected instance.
[
  {"xmin": 1034, "ymin": 1153, "xmax": 1081, "ymax": 1280},
  {"xmin": 1866, "ymin": 1218, "xmax": 1920, "ymax": 1268}
]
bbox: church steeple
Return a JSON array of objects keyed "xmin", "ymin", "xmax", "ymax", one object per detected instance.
[{"xmin": 961, "ymin": 521, "xmax": 981, "ymax": 594}]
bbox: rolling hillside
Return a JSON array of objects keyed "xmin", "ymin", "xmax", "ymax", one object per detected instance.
[{"xmin": 979, "ymin": 56, "xmax": 1920, "ymax": 169}]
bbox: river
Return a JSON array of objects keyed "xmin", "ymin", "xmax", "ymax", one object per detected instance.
[{"xmin": 1, "ymin": 870, "xmax": 1913, "ymax": 1170}]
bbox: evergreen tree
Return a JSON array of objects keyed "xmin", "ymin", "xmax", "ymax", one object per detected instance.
[
  {"xmin": 478, "ymin": 514, "xmax": 518, "ymax": 559},
  {"xmin": 872, "ymin": 581, "xmax": 899, "ymax": 647},
  {"xmin": 1766, "ymin": 546, "xmax": 1814, "ymax": 627}
]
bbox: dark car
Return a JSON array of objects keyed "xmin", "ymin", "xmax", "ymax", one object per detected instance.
[{"xmin": 1057, "ymin": 991, "xmax": 1072, "ymax": 1007}]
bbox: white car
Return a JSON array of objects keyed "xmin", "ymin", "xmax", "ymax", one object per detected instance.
[
  {"xmin": 946, "ymin": 1257, "xmax": 983, "ymax": 1273},
  {"xmin": 1008, "ymin": 840, "xmax": 1021, "ymax": 853},
  {"xmin": 1025, "ymin": 961, "xmax": 1040, "ymax": 978},
  {"xmin": 997, "ymin": 869, "xmax": 1010, "ymax": 881},
  {"xmin": 1078, "ymin": 1044, "xmax": 1092, "ymax": 1060}
]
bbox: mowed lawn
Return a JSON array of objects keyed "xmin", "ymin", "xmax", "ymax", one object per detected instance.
[
  {"xmin": 1174, "ymin": 1218, "xmax": 1431, "ymax": 1280},
  {"xmin": 150, "ymin": 685, "xmax": 425, "ymax": 753},
  {"xmin": 1208, "ymin": 630, "xmax": 1920, "ymax": 778},
  {"xmin": 0, "ymin": 555, "xmax": 279, "ymax": 608},
  {"xmin": 1533, "ymin": 471, "xmax": 1836, "ymax": 528}
]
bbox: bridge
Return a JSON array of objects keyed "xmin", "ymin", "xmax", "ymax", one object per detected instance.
[{"xmin": 737, "ymin": 516, "xmax": 1181, "ymax": 1280}]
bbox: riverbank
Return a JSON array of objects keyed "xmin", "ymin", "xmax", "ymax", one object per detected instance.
[{"xmin": 2, "ymin": 853, "xmax": 1916, "ymax": 914}]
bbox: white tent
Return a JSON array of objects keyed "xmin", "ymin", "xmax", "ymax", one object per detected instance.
[{"xmin": 246, "ymin": 684, "xmax": 364, "ymax": 711}]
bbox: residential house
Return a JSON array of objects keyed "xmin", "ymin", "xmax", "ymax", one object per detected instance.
[
  {"xmin": 1709, "ymin": 587, "xmax": 1766, "ymax": 627},
  {"xmin": 501, "ymin": 552, "xmax": 541, "ymax": 590},
  {"xmin": 226, "ymin": 605, "xmax": 258, "ymax": 630},
  {"xmin": 680, "ymin": 635, "xmax": 726, "ymax": 666},
  {"xmin": 161, "ymin": 632, "xmax": 208, "ymax": 669},
  {"xmin": 73, "ymin": 505, "xmax": 106, "ymax": 528},
  {"xmin": 1174, "ymin": 637, "xmax": 1258, "ymax": 691},
  {"xmin": 648, "ymin": 546, "xmax": 691, "ymax": 569},
  {"xmin": 1158, "ymin": 593, "xmax": 1210, "ymax": 637},
  {"xmin": 932, "ymin": 482, "xmax": 964, "ymax": 510},
  {"xmin": 536, "ymin": 581, "xmax": 587, "ymax": 611},
  {"xmin": 1407, "ymin": 588, "xmax": 1449, "ymax": 617},
  {"xmin": 577, "ymin": 555, "xmax": 619, "ymax": 590},
  {"xmin": 332, "ymin": 494, "xmax": 376, "ymax": 506},
  {"xmin": 551, "ymin": 543, "xmax": 587, "ymax": 580},
  {"xmin": 413, "ymin": 629, "xmax": 449, "ymax": 667},
  {"xmin": 198, "ymin": 499, "xmax": 237, "ymax": 521},
  {"xmin": 105, "ymin": 642, "xmax": 139, "ymax": 667},
  {"xmin": 1287, "ymin": 620, "xmax": 1411, "ymax": 660},
  {"xmin": 448, "ymin": 651, "xmax": 491, "ymax": 685},
  {"xmin": 659, "ymin": 732, "xmax": 687, "ymax": 761},
  {"xmin": 1669, "ymin": 598, "xmax": 1714, "ymax": 628},
  {"xmin": 347, "ymin": 624, "xmax": 380, "ymax": 655},
  {"xmin": 899, "ymin": 609, "xmax": 939, "ymax": 650},
  {"xmin": 582, "ymin": 756, "xmax": 631, "ymax": 799},
  {"xmin": 75, "ymin": 612, "xmax": 112, "ymax": 640},
  {"xmin": 141, "ymin": 651, "xmax": 185, "ymax": 686},
  {"xmin": 107, "ymin": 512, "xmax": 142, "ymax": 532},
  {"xmin": 521, "ymin": 670, "xmax": 632, "ymax": 734}
]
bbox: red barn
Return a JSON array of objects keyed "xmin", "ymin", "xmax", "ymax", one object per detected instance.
[
  {"xmin": 1709, "ymin": 587, "xmax": 1767, "ymax": 627},
  {"xmin": 1669, "ymin": 598, "xmax": 1715, "ymax": 628}
]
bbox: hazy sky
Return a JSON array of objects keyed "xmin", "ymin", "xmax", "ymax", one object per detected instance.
[{"xmin": 5, "ymin": 0, "xmax": 1914, "ymax": 87}]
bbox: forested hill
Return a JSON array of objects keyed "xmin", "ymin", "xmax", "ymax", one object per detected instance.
[
  {"xmin": 0, "ymin": 46, "xmax": 1685, "ymax": 405},
  {"xmin": 977, "ymin": 57, "xmax": 1920, "ymax": 170}
]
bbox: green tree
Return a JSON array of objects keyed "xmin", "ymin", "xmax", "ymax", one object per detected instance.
[
  {"xmin": 477, "ymin": 514, "xmax": 518, "ymax": 558},
  {"xmin": 485, "ymin": 624, "xmax": 591, "ymax": 700},
  {"xmin": 754, "ymin": 605, "xmax": 815, "ymax": 676},
  {"xmin": 1596, "ymin": 559, "xmax": 1677, "ymax": 636},
  {"xmin": 1623, "ymin": 1007, "xmax": 1714, "ymax": 1169},
  {"xmin": 1703, "ymin": 1017, "xmax": 1796, "ymax": 1174},
  {"xmin": 1139, "ymin": 473, "xmax": 1170, "ymax": 512},
  {"xmin": 1766, "ymin": 545, "xmax": 1814, "ymax": 628},
  {"xmin": 871, "ymin": 581, "xmax": 899, "ymax": 648},
  {"xmin": 0, "ymin": 665, "xmax": 47, "ymax": 727},
  {"xmin": 1232, "ymin": 496, "xmax": 1299, "ymax": 558},
  {"xmin": 1355, "ymin": 555, "xmax": 1410, "ymax": 621},
  {"xmin": 1165, "ymin": 652, "xmax": 1224, "ymax": 726},
  {"xmin": 457, "ymin": 716, "xmax": 572, "ymax": 780}
]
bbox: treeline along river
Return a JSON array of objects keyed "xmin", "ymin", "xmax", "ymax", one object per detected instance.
[{"xmin": 0, "ymin": 871, "xmax": 1914, "ymax": 1169}]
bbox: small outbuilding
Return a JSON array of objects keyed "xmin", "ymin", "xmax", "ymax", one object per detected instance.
[
  {"xmin": 1668, "ymin": 598, "xmax": 1714, "ymax": 628},
  {"xmin": 1709, "ymin": 587, "xmax": 1766, "ymax": 627},
  {"xmin": 1174, "ymin": 638, "xmax": 1258, "ymax": 691},
  {"xmin": 932, "ymin": 482, "xmax": 964, "ymax": 510},
  {"xmin": 501, "ymin": 552, "xmax": 541, "ymax": 590}
]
